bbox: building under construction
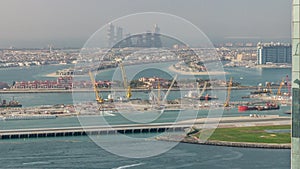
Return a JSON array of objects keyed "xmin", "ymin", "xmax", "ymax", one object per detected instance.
[{"xmin": 107, "ymin": 23, "xmax": 162, "ymax": 48}]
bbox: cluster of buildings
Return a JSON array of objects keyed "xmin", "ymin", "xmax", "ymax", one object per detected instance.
[
  {"xmin": 0, "ymin": 48, "xmax": 78, "ymax": 68},
  {"xmin": 11, "ymin": 76, "xmax": 112, "ymax": 89},
  {"xmin": 215, "ymin": 42, "xmax": 256, "ymax": 48},
  {"xmin": 12, "ymin": 76, "xmax": 73, "ymax": 89},
  {"xmin": 107, "ymin": 24, "xmax": 162, "ymax": 48},
  {"xmin": 220, "ymin": 42, "xmax": 292, "ymax": 67},
  {"xmin": 138, "ymin": 77, "xmax": 176, "ymax": 89}
]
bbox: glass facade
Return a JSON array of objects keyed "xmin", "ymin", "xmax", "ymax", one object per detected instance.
[{"xmin": 257, "ymin": 43, "xmax": 292, "ymax": 65}]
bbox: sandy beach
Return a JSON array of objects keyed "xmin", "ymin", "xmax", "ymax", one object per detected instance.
[{"xmin": 168, "ymin": 65, "xmax": 226, "ymax": 75}]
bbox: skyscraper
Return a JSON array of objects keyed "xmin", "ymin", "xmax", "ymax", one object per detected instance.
[
  {"xmin": 115, "ymin": 26, "xmax": 123, "ymax": 43},
  {"xmin": 257, "ymin": 42, "xmax": 292, "ymax": 65},
  {"xmin": 107, "ymin": 23, "xmax": 115, "ymax": 47},
  {"xmin": 153, "ymin": 24, "xmax": 162, "ymax": 48}
]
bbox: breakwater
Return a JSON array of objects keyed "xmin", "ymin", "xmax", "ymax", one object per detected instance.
[
  {"xmin": 157, "ymin": 135, "xmax": 291, "ymax": 149},
  {"xmin": 0, "ymin": 123, "xmax": 187, "ymax": 139}
]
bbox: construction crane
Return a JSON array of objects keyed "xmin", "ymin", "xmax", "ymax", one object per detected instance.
[
  {"xmin": 199, "ymin": 81, "xmax": 208, "ymax": 98},
  {"xmin": 89, "ymin": 71, "xmax": 104, "ymax": 104},
  {"xmin": 286, "ymin": 75, "xmax": 291, "ymax": 96},
  {"xmin": 266, "ymin": 82, "xmax": 273, "ymax": 94},
  {"xmin": 116, "ymin": 59, "xmax": 132, "ymax": 99},
  {"xmin": 157, "ymin": 81, "xmax": 161, "ymax": 106},
  {"xmin": 224, "ymin": 77, "xmax": 232, "ymax": 107},
  {"xmin": 277, "ymin": 78, "xmax": 285, "ymax": 96},
  {"xmin": 162, "ymin": 74, "xmax": 177, "ymax": 104}
]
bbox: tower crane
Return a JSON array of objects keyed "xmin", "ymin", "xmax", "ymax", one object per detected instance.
[
  {"xmin": 199, "ymin": 81, "xmax": 208, "ymax": 98},
  {"xmin": 162, "ymin": 74, "xmax": 178, "ymax": 104},
  {"xmin": 157, "ymin": 81, "xmax": 161, "ymax": 106},
  {"xmin": 286, "ymin": 75, "xmax": 291, "ymax": 96},
  {"xmin": 115, "ymin": 59, "xmax": 132, "ymax": 99},
  {"xmin": 277, "ymin": 78, "xmax": 285, "ymax": 96},
  {"xmin": 224, "ymin": 77, "xmax": 232, "ymax": 107},
  {"xmin": 266, "ymin": 82, "xmax": 273, "ymax": 94},
  {"xmin": 89, "ymin": 71, "xmax": 104, "ymax": 104}
]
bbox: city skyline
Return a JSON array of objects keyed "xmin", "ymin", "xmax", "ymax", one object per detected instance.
[{"xmin": 0, "ymin": 0, "xmax": 292, "ymax": 48}]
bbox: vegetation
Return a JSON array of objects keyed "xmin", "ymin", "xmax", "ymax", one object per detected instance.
[{"xmin": 196, "ymin": 125, "xmax": 291, "ymax": 144}]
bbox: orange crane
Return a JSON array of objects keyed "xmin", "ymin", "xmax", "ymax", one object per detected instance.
[
  {"xmin": 116, "ymin": 59, "xmax": 132, "ymax": 99},
  {"xmin": 277, "ymin": 78, "xmax": 285, "ymax": 96},
  {"xmin": 224, "ymin": 77, "xmax": 232, "ymax": 107},
  {"xmin": 266, "ymin": 82, "xmax": 273, "ymax": 94},
  {"xmin": 89, "ymin": 71, "xmax": 104, "ymax": 104}
]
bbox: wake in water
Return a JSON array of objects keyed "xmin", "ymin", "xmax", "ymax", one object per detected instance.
[
  {"xmin": 23, "ymin": 161, "xmax": 52, "ymax": 165},
  {"xmin": 112, "ymin": 162, "xmax": 145, "ymax": 169}
]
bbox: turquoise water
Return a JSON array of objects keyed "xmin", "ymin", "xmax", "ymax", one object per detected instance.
[
  {"xmin": 0, "ymin": 65, "xmax": 71, "ymax": 84},
  {"xmin": 0, "ymin": 64, "xmax": 292, "ymax": 168},
  {"xmin": 0, "ymin": 136, "xmax": 290, "ymax": 168}
]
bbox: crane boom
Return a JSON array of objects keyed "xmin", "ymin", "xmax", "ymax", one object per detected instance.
[
  {"xmin": 277, "ymin": 78, "xmax": 285, "ymax": 96},
  {"xmin": 224, "ymin": 77, "xmax": 232, "ymax": 107},
  {"xmin": 199, "ymin": 81, "xmax": 207, "ymax": 98},
  {"xmin": 157, "ymin": 81, "xmax": 161, "ymax": 105},
  {"xmin": 118, "ymin": 61, "xmax": 132, "ymax": 99},
  {"xmin": 286, "ymin": 75, "xmax": 291, "ymax": 96},
  {"xmin": 89, "ymin": 71, "xmax": 104, "ymax": 104},
  {"xmin": 266, "ymin": 82, "xmax": 273, "ymax": 94},
  {"xmin": 162, "ymin": 74, "xmax": 177, "ymax": 103}
]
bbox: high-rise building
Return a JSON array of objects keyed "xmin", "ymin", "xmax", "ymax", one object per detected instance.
[
  {"xmin": 153, "ymin": 24, "xmax": 160, "ymax": 34},
  {"xmin": 256, "ymin": 42, "xmax": 292, "ymax": 65},
  {"xmin": 152, "ymin": 24, "xmax": 162, "ymax": 48},
  {"xmin": 115, "ymin": 26, "xmax": 123, "ymax": 43},
  {"xmin": 107, "ymin": 23, "xmax": 115, "ymax": 47},
  {"xmin": 108, "ymin": 23, "xmax": 162, "ymax": 48}
]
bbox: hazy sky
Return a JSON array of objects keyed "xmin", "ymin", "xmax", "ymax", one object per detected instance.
[{"xmin": 0, "ymin": 0, "xmax": 292, "ymax": 48}]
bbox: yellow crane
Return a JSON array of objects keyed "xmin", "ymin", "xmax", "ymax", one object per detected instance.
[
  {"xmin": 89, "ymin": 71, "xmax": 104, "ymax": 104},
  {"xmin": 116, "ymin": 59, "xmax": 132, "ymax": 99},
  {"xmin": 224, "ymin": 77, "xmax": 232, "ymax": 107},
  {"xmin": 266, "ymin": 82, "xmax": 273, "ymax": 94},
  {"xmin": 162, "ymin": 74, "xmax": 177, "ymax": 104},
  {"xmin": 277, "ymin": 78, "xmax": 285, "ymax": 96},
  {"xmin": 199, "ymin": 81, "xmax": 208, "ymax": 98}
]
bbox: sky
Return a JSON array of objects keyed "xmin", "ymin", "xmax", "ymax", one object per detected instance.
[{"xmin": 0, "ymin": 0, "xmax": 292, "ymax": 48}]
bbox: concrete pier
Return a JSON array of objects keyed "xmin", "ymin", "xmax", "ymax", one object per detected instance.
[{"xmin": 0, "ymin": 123, "xmax": 187, "ymax": 140}]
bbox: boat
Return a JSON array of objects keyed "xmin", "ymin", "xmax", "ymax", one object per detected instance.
[
  {"xmin": 199, "ymin": 94, "xmax": 218, "ymax": 100},
  {"xmin": 250, "ymin": 90, "xmax": 271, "ymax": 95},
  {"xmin": 238, "ymin": 102, "xmax": 280, "ymax": 112},
  {"xmin": 238, "ymin": 105, "xmax": 257, "ymax": 112},
  {"xmin": 256, "ymin": 103, "xmax": 280, "ymax": 111},
  {"xmin": 185, "ymin": 91, "xmax": 218, "ymax": 101},
  {"xmin": 0, "ymin": 97, "xmax": 22, "ymax": 108},
  {"xmin": 241, "ymin": 95, "xmax": 250, "ymax": 99}
]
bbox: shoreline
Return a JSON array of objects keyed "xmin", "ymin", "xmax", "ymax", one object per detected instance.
[
  {"xmin": 156, "ymin": 115, "xmax": 291, "ymax": 149},
  {"xmin": 168, "ymin": 65, "xmax": 226, "ymax": 75},
  {"xmin": 0, "ymin": 85, "xmax": 284, "ymax": 94}
]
